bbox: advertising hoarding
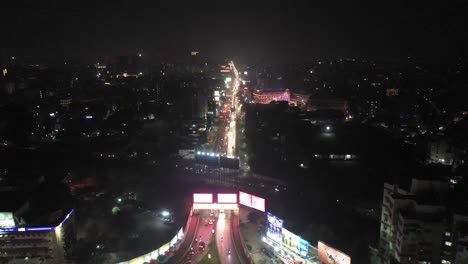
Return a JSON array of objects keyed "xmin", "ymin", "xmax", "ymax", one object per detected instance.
[
  {"xmin": 252, "ymin": 195, "xmax": 265, "ymax": 212},
  {"xmin": 0, "ymin": 212, "xmax": 15, "ymax": 228},
  {"xmin": 217, "ymin": 193, "xmax": 237, "ymax": 203},
  {"xmin": 239, "ymin": 191, "xmax": 265, "ymax": 212},
  {"xmin": 317, "ymin": 241, "xmax": 351, "ymax": 264},
  {"xmin": 193, "ymin": 193, "xmax": 213, "ymax": 204},
  {"xmin": 299, "ymin": 238, "xmax": 309, "ymax": 258},
  {"xmin": 267, "ymin": 212, "xmax": 283, "ymax": 244},
  {"xmin": 282, "ymin": 228, "xmax": 300, "ymax": 255},
  {"xmin": 239, "ymin": 191, "xmax": 252, "ymax": 207}
]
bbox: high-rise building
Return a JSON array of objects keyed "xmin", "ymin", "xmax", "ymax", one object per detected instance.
[
  {"xmin": 0, "ymin": 187, "xmax": 75, "ymax": 264},
  {"xmin": 378, "ymin": 179, "xmax": 451, "ymax": 264}
]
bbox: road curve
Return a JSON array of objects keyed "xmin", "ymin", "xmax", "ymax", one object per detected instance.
[{"xmin": 167, "ymin": 215, "xmax": 199, "ymax": 264}]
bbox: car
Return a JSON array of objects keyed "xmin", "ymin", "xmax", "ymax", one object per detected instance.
[{"xmin": 199, "ymin": 241, "xmax": 206, "ymax": 252}]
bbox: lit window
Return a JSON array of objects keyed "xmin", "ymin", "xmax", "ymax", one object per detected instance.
[
  {"xmin": 441, "ymin": 260, "xmax": 451, "ymax": 264},
  {"xmin": 445, "ymin": 232, "xmax": 451, "ymax": 237},
  {"xmin": 445, "ymin": 241, "xmax": 452, "ymax": 247}
]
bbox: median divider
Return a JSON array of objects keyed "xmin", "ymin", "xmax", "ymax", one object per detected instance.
[{"xmin": 231, "ymin": 215, "xmax": 253, "ymax": 264}]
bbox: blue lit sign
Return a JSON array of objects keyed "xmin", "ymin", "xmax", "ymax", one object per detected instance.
[
  {"xmin": 58, "ymin": 209, "xmax": 74, "ymax": 227},
  {"xmin": 266, "ymin": 212, "xmax": 283, "ymax": 244},
  {"xmin": 0, "ymin": 209, "xmax": 74, "ymax": 233},
  {"xmin": 299, "ymin": 238, "xmax": 309, "ymax": 258},
  {"xmin": 26, "ymin": 227, "xmax": 54, "ymax": 231}
]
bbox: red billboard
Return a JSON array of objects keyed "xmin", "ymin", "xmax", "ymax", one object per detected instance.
[
  {"xmin": 218, "ymin": 193, "xmax": 237, "ymax": 204},
  {"xmin": 239, "ymin": 192, "xmax": 265, "ymax": 212},
  {"xmin": 317, "ymin": 241, "xmax": 351, "ymax": 264},
  {"xmin": 193, "ymin": 193, "xmax": 213, "ymax": 204}
]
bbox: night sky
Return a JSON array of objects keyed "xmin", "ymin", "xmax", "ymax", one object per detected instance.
[{"xmin": 2, "ymin": 1, "xmax": 467, "ymax": 63}]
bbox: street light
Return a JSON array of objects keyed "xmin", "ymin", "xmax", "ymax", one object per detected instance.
[
  {"xmin": 326, "ymin": 126, "xmax": 331, "ymax": 131},
  {"xmin": 162, "ymin": 211, "xmax": 170, "ymax": 217},
  {"xmin": 117, "ymin": 198, "xmax": 122, "ymax": 203}
]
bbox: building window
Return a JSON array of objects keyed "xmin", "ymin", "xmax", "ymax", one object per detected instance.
[{"xmin": 445, "ymin": 241, "xmax": 452, "ymax": 247}]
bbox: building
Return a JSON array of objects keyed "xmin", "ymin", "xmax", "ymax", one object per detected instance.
[
  {"xmin": 452, "ymin": 214, "xmax": 468, "ymax": 263},
  {"xmin": 252, "ymin": 89, "xmax": 310, "ymax": 108},
  {"xmin": 427, "ymin": 138, "xmax": 455, "ymax": 166},
  {"xmin": 378, "ymin": 179, "xmax": 451, "ymax": 264},
  {"xmin": 386, "ymin": 88, "xmax": 399, "ymax": 96},
  {"xmin": 0, "ymin": 190, "xmax": 75, "ymax": 264},
  {"xmin": 306, "ymin": 98, "xmax": 349, "ymax": 115},
  {"xmin": 115, "ymin": 55, "xmax": 145, "ymax": 77}
]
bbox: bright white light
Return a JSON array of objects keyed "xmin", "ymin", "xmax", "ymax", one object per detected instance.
[
  {"xmin": 197, "ymin": 151, "xmax": 201, "ymax": 155},
  {"xmin": 138, "ymin": 53, "xmax": 142, "ymax": 57},
  {"xmin": 244, "ymin": 71, "xmax": 248, "ymax": 75},
  {"xmin": 117, "ymin": 198, "xmax": 122, "ymax": 203},
  {"xmin": 162, "ymin": 211, "xmax": 170, "ymax": 217},
  {"xmin": 49, "ymin": 113, "xmax": 55, "ymax": 117},
  {"xmin": 326, "ymin": 126, "xmax": 331, "ymax": 131},
  {"xmin": 262, "ymin": 236, "xmax": 267, "ymax": 242}
]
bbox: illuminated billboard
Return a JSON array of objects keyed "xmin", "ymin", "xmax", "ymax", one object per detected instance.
[
  {"xmin": 252, "ymin": 195, "xmax": 265, "ymax": 212},
  {"xmin": 266, "ymin": 212, "xmax": 283, "ymax": 244},
  {"xmin": 299, "ymin": 238, "xmax": 309, "ymax": 258},
  {"xmin": 239, "ymin": 192, "xmax": 265, "ymax": 212},
  {"xmin": 217, "ymin": 193, "xmax": 237, "ymax": 204},
  {"xmin": 193, "ymin": 193, "xmax": 213, "ymax": 204},
  {"xmin": 318, "ymin": 241, "xmax": 351, "ymax": 264},
  {"xmin": 0, "ymin": 212, "xmax": 15, "ymax": 228},
  {"xmin": 282, "ymin": 228, "xmax": 300, "ymax": 255},
  {"xmin": 239, "ymin": 191, "xmax": 251, "ymax": 207}
]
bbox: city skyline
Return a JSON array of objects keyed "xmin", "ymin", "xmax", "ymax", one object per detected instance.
[{"xmin": 2, "ymin": 2, "xmax": 468, "ymax": 64}]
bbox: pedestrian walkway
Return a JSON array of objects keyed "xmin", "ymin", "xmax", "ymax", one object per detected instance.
[{"xmin": 238, "ymin": 208, "xmax": 282, "ymax": 264}]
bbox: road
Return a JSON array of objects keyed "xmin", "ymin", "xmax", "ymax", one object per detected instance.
[
  {"xmin": 227, "ymin": 62, "xmax": 240, "ymax": 158},
  {"xmin": 167, "ymin": 215, "xmax": 199, "ymax": 264},
  {"xmin": 186, "ymin": 210, "xmax": 218, "ymax": 263},
  {"xmin": 215, "ymin": 210, "xmax": 241, "ymax": 264},
  {"xmin": 206, "ymin": 61, "xmax": 241, "ymax": 157}
]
